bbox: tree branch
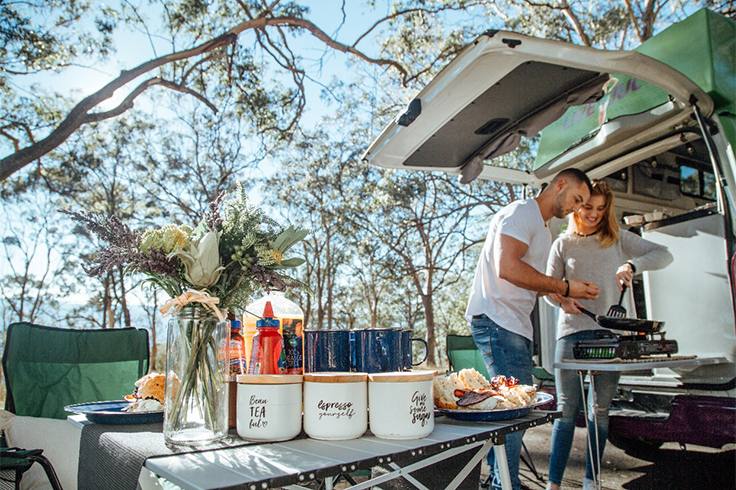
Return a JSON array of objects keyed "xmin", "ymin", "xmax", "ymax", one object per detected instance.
[{"xmin": 1, "ymin": 12, "xmax": 411, "ymax": 181}]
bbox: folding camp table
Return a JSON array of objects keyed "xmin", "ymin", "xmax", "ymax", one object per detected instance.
[
  {"xmin": 555, "ymin": 356, "xmax": 725, "ymax": 490},
  {"xmin": 143, "ymin": 412, "xmax": 557, "ymax": 490},
  {"xmin": 69, "ymin": 410, "xmax": 558, "ymax": 490}
]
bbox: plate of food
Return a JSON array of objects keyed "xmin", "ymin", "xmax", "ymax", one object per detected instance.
[
  {"xmin": 65, "ymin": 373, "xmax": 166, "ymax": 425},
  {"xmin": 64, "ymin": 400, "xmax": 163, "ymax": 425},
  {"xmin": 434, "ymin": 368, "xmax": 555, "ymax": 422}
]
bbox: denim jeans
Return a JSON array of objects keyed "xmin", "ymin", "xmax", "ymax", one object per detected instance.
[
  {"xmin": 547, "ymin": 330, "xmax": 621, "ymax": 485},
  {"xmin": 471, "ymin": 315, "xmax": 533, "ymax": 490}
]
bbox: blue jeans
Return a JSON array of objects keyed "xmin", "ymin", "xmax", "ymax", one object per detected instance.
[
  {"xmin": 547, "ymin": 330, "xmax": 621, "ymax": 485},
  {"xmin": 471, "ymin": 315, "xmax": 533, "ymax": 490}
]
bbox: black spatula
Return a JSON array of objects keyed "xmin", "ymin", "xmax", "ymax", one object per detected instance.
[{"xmin": 607, "ymin": 284, "xmax": 627, "ymax": 318}]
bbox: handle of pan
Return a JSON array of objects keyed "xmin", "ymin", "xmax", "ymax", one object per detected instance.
[{"xmin": 578, "ymin": 307, "xmax": 600, "ymax": 323}]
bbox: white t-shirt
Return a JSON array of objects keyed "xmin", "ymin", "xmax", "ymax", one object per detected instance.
[{"xmin": 465, "ymin": 199, "xmax": 551, "ymax": 340}]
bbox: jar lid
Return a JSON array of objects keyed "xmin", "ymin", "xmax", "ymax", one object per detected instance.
[
  {"xmin": 368, "ymin": 370, "xmax": 437, "ymax": 383},
  {"xmin": 303, "ymin": 372, "xmax": 367, "ymax": 383},
  {"xmin": 237, "ymin": 374, "xmax": 303, "ymax": 385}
]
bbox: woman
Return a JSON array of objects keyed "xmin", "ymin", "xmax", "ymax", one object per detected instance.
[{"xmin": 545, "ymin": 180, "xmax": 673, "ymax": 490}]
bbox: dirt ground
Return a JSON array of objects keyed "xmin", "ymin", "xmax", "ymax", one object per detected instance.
[
  {"xmin": 484, "ymin": 423, "xmax": 736, "ymax": 490},
  {"xmin": 335, "ymin": 422, "xmax": 735, "ymax": 489}
]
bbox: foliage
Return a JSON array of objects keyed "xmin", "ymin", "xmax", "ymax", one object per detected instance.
[
  {"xmin": 65, "ymin": 184, "xmax": 308, "ymax": 313},
  {"xmin": 1, "ymin": 0, "xmax": 720, "ymax": 366}
]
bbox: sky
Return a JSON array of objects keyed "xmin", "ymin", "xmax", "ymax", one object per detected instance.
[
  {"xmin": 3, "ymin": 1, "xmax": 406, "ymax": 326},
  {"xmin": 23, "ymin": 1, "xmax": 394, "ymax": 124}
]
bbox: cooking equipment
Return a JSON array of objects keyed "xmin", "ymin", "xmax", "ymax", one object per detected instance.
[
  {"xmin": 579, "ymin": 307, "xmax": 664, "ymax": 333},
  {"xmin": 606, "ymin": 285, "xmax": 628, "ymax": 318},
  {"xmin": 575, "ymin": 306, "xmax": 674, "ymax": 359},
  {"xmin": 573, "ymin": 331, "xmax": 678, "ymax": 360}
]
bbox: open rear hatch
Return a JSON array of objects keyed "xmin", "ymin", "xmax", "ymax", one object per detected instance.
[{"xmin": 361, "ymin": 29, "xmax": 713, "ymax": 186}]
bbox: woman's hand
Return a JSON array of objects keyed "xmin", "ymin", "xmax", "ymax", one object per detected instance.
[
  {"xmin": 616, "ymin": 262, "xmax": 634, "ymax": 290},
  {"xmin": 549, "ymin": 293, "xmax": 584, "ymax": 314}
]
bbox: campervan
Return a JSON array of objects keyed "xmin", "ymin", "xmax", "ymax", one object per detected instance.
[{"xmin": 362, "ymin": 9, "xmax": 735, "ymax": 454}]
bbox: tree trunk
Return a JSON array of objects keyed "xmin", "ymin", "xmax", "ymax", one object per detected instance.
[
  {"xmin": 118, "ymin": 266, "xmax": 131, "ymax": 328},
  {"xmin": 150, "ymin": 296, "xmax": 158, "ymax": 372},
  {"xmin": 421, "ymin": 290, "xmax": 436, "ymax": 366}
]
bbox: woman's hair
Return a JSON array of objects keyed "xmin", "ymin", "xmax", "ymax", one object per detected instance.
[{"xmin": 569, "ymin": 180, "xmax": 619, "ymax": 247}]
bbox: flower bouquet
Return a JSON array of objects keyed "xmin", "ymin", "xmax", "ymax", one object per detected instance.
[{"xmin": 66, "ymin": 184, "xmax": 308, "ymax": 444}]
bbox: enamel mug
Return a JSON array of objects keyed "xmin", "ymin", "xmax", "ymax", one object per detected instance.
[
  {"xmin": 367, "ymin": 371, "xmax": 436, "ymax": 440},
  {"xmin": 303, "ymin": 372, "xmax": 368, "ymax": 440},
  {"xmin": 303, "ymin": 329, "xmax": 351, "ymax": 373},
  {"xmin": 236, "ymin": 374, "xmax": 303, "ymax": 442}
]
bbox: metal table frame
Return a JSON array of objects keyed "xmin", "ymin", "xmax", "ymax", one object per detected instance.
[
  {"xmin": 554, "ymin": 356, "xmax": 726, "ymax": 490},
  {"xmin": 144, "ymin": 411, "xmax": 559, "ymax": 490}
]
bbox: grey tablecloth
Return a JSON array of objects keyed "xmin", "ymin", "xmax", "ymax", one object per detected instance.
[{"xmin": 77, "ymin": 423, "xmax": 253, "ymax": 490}]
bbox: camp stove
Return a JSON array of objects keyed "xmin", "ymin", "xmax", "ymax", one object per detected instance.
[{"xmin": 573, "ymin": 330, "xmax": 678, "ymax": 360}]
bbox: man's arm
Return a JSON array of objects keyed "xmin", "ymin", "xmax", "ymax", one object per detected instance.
[{"xmin": 495, "ymin": 234, "xmax": 599, "ymax": 299}]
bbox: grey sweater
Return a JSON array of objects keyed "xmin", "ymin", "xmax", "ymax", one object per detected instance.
[{"xmin": 546, "ymin": 229, "xmax": 674, "ymax": 339}]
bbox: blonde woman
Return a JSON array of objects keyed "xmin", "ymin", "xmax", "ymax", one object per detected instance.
[{"xmin": 545, "ymin": 180, "xmax": 673, "ymax": 490}]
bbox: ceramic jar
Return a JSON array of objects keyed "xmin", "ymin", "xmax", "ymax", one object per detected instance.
[
  {"xmin": 236, "ymin": 374, "xmax": 303, "ymax": 442},
  {"xmin": 367, "ymin": 371, "xmax": 436, "ymax": 440},
  {"xmin": 303, "ymin": 372, "xmax": 368, "ymax": 440}
]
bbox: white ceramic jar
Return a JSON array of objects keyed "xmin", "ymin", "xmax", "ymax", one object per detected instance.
[
  {"xmin": 303, "ymin": 372, "xmax": 368, "ymax": 440},
  {"xmin": 236, "ymin": 374, "xmax": 303, "ymax": 442},
  {"xmin": 368, "ymin": 371, "xmax": 436, "ymax": 440}
]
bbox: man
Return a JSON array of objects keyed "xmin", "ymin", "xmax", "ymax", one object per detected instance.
[{"xmin": 465, "ymin": 168, "xmax": 600, "ymax": 490}]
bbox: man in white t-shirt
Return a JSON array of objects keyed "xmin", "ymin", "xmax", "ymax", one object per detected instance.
[{"xmin": 465, "ymin": 168, "xmax": 599, "ymax": 490}]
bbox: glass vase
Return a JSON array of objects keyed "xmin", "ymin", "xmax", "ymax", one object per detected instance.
[{"xmin": 164, "ymin": 304, "xmax": 230, "ymax": 445}]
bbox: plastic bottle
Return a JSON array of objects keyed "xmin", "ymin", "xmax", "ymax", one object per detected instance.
[
  {"xmin": 247, "ymin": 301, "xmax": 283, "ymax": 375},
  {"xmin": 243, "ymin": 290, "xmax": 305, "ymax": 374},
  {"xmin": 228, "ymin": 313, "xmax": 247, "ymax": 376}
]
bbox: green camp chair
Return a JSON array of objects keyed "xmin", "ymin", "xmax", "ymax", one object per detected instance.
[
  {"xmin": 1, "ymin": 322, "xmax": 150, "ymax": 489},
  {"xmin": 446, "ymin": 334, "xmax": 491, "ymax": 378},
  {"xmin": 445, "ymin": 334, "xmax": 546, "ymax": 486}
]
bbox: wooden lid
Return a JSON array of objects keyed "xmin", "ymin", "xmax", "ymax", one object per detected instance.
[
  {"xmin": 368, "ymin": 370, "xmax": 437, "ymax": 383},
  {"xmin": 303, "ymin": 372, "xmax": 368, "ymax": 383},
  {"xmin": 237, "ymin": 374, "xmax": 303, "ymax": 385}
]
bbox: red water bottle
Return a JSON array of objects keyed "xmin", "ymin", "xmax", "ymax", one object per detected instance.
[{"xmin": 247, "ymin": 301, "xmax": 283, "ymax": 375}]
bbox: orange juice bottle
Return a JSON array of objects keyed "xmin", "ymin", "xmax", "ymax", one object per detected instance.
[
  {"xmin": 228, "ymin": 316, "xmax": 247, "ymax": 376},
  {"xmin": 243, "ymin": 290, "xmax": 304, "ymax": 374}
]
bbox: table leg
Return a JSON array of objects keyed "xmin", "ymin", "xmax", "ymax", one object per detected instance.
[
  {"xmin": 578, "ymin": 370, "xmax": 602, "ymax": 490},
  {"xmin": 588, "ymin": 373, "xmax": 602, "ymax": 490},
  {"xmin": 324, "ymin": 475, "xmax": 334, "ymax": 490},
  {"xmin": 493, "ymin": 444, "xmax": 513, "ymax": 490}
]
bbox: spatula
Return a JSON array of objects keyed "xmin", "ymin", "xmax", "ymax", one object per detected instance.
[{"xmin": 607, "ymin": 284, "xmax": 627, "ymax": 318}]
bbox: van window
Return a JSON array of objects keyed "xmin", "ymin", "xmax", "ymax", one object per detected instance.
[
  {"xmin": 632, "ymin": 160, "xmax": 680, "ymax": 201},
  {"xmin": 680, "ymin": 162, "xmax": 717, "ymax": 201}
]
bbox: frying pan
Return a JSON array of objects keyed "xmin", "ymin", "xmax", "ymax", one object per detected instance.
[{"xmin": 579, "ymin": 307, "xmax": 664, "ymax": 333}]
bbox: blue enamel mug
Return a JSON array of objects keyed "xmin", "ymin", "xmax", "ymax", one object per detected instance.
[
  {"xmin": 303, "ymin": 329, "xmax": 351, "ymax": 373},
  {"xmin": 351, "ymin": 328, "xmax": 404, "ymax": 373},
  {"xmin": 400, "ymin": 329, "xmax": 428, "ymax": 370}
]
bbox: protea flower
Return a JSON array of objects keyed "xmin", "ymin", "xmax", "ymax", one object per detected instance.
[{"xmin": 170, "ymin": 231, "xmax": 224, "ymax": 287}]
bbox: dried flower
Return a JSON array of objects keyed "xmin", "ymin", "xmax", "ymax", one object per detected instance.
[
  {"xmin": 141, "ymin": 224, "xmax": 192, "ymax": 255},
  {"xmin": 68, "ymin": 184, "xmax": 309, "ymax": 312}
]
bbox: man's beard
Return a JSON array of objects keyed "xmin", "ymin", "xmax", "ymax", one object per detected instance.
[{"xmin": 552, "ymin": 189, "xmax": 569, "ymax": 219}]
